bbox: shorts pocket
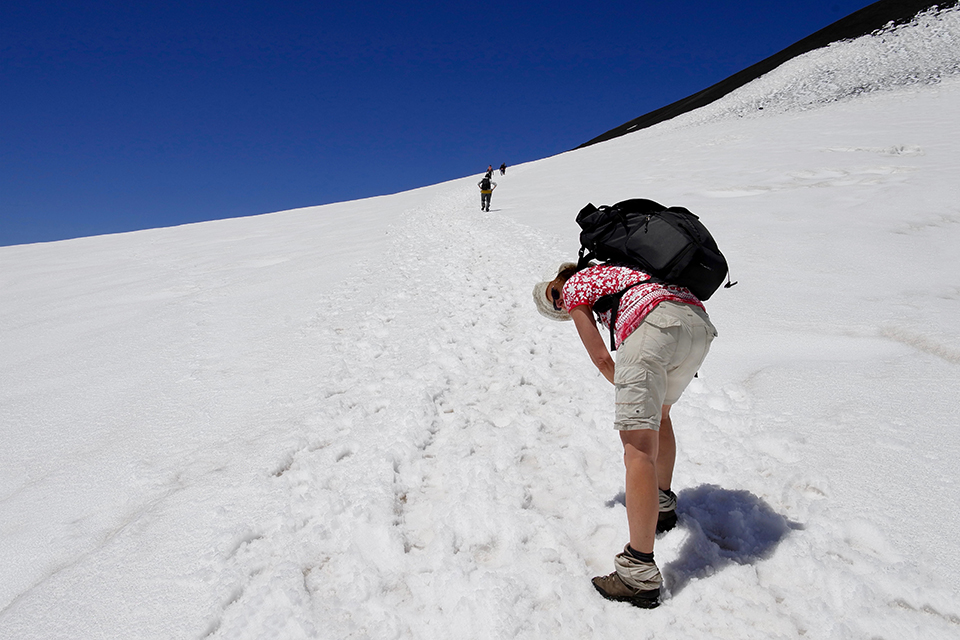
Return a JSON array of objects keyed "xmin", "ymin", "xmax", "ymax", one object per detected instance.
[
  {"xmin": 643, "ymin": 305, "xmax": 684, "ymax": 329},
  {"xmin": 615, "ymin": 370, "xmax": 662, "ymax": 430}
]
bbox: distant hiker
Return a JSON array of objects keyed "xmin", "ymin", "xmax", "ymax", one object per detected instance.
[
  {"xmin": 499, "ymin": 163, "xmax": 506, "ymax": 175},
  {"xmin": 478, "ymin": 176, "xmax": 497, "ymax": 211},
  {"xmin": 532, "ymin": 261, "xmax": 717, "ymax": 609}
]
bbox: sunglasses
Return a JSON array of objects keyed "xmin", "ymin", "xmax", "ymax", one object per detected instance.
[{"xmin": 550, "ymin": 286, "xmax": 563, "ymax": 311}]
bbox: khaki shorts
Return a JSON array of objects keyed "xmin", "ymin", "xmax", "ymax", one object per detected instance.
[{"xmin": 614, "ymin": 301, "xmax": 717, "ymax": 431}]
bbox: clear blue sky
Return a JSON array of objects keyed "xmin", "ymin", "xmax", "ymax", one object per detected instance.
[{"xmin": 1, "ymin": 0, "xmax": 874, "ymax": 246}]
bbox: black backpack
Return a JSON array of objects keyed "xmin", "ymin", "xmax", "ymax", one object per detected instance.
[
  {"xmin": 481, "ymin": 178, "xmax": 491, "ymax": 190},
  {"xmin": 576, "ymin": 198, "xmax": 735, "ymax": 348}
]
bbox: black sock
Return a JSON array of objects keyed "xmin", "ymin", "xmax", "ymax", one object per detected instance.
[{"xmin": 625, "ymin": 545, "xmax": 655, "ymax": 563}]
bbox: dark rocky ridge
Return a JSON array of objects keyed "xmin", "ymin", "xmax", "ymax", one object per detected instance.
[{"xmin": 578, "ymin": 0, "xmax": 959, "ymax": 149}]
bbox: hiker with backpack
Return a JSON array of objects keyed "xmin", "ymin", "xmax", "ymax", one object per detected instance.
[
  {"xmin": 477, "ymin": 176, "xmax": 497, "ymax": 211},
  {"xmin": 532, "ymin": 199, "xmax": 728, "ymax": 609}
]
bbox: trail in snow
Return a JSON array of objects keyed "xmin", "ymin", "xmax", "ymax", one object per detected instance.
[{"xmin": 206, "ymin": 187, "xmax": 617, "ymax": 637}]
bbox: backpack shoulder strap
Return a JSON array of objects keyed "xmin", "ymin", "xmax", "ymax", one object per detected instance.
[{"xmin": 592, "ymin": 280, "xmax": 647, "ymax": 351}]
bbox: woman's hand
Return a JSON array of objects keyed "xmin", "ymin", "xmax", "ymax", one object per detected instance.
[{"xmin": 570, "ymin": 306, "xmax": 615, "ymax": 384}]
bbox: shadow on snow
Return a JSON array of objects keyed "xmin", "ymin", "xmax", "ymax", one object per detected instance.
[{"xmin": 607, "ymin": 484, "xmax": 801, "ymax": 595}]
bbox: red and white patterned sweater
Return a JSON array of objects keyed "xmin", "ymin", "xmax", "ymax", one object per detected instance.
[{"xmin": 561, "ymin": 264, "xmax": 705, "ymax": 349}]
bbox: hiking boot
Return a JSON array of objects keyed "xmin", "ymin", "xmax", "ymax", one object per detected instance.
[
  {"xmin": 592, "ymin": 546, "xmax": 662, "ymax": 609},
  {"xmin": 657, "ymin": 488, "xmax": 678, "ymax": 534}
]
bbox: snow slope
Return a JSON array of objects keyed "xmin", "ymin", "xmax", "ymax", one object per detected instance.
[{"xmin": 2, "ymin": 7, "xmax": 959, "ymax": 639}]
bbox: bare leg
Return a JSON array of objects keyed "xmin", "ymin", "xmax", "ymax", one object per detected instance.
[
  {"xmin": 657, "ymin": 405, "xmax": 675, "ymax": 491},
  {"xmin": 619, "ymin": 429, "xmax": 659, "ymax": 554}
]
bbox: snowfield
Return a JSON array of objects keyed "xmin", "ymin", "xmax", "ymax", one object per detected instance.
[{"xmin": 2, "ymin": 7, "xmax": 960, "ymax": 639}]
